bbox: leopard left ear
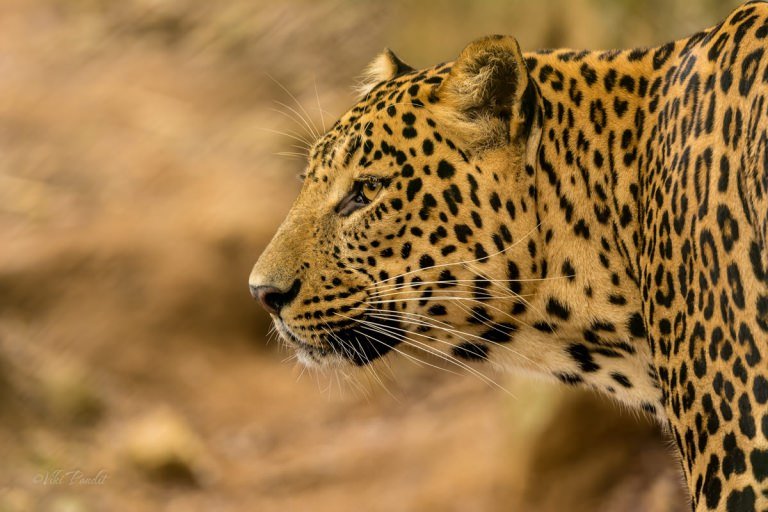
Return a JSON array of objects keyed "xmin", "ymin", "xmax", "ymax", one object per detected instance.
[
  {"xmin": 356, "ymin": 49, "xmax": 414, "ymax": 97},
  {"xmin": 438, "ymin": 35, "xmax": 538, "ymax": 148}
]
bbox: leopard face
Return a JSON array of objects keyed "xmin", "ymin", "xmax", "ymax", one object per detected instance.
[{"xmin": 250, "ymin": 38, "xmax": 544, "ymax": 369}]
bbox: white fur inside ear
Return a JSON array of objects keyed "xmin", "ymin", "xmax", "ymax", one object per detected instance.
[{"xmin": 355, "ymin": 52, "xmax": 397, "ymax": 98}]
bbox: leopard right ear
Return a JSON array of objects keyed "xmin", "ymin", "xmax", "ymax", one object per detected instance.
[
  {"xmin": 356, "ymin": 49, "xmax": 414, "ymax": 97},
  {"xmin": 436, "ymin": 35, "xmax": 538, "ymax": 150}
]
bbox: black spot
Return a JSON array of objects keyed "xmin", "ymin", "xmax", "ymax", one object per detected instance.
[
  {"xmin": 533, "ymin": 321, "xmax": 556, "ymax": 333},
  {"xmin": 738, "ymin": 394, "xmax": 756, "ymax": 438},
  {"xmin": 437, "ymin": 270, "xmax": 458, "ymax": 288},
  {"xmin": 428, "ymin": 304, "xmax": 447, "ymax": 316},
  {"xmin": 618, "ymin": 74, "xmax": 635, "ymax": 92},
  {"xmin": 716, "ymin": 204, "xmax": 739, "ymax": 252},
  {"xmin": 627, "ymin": 48, "xmax": 648, "ymax": 61},
  {"xmin": 727, "ymin": 263, "xmax": 746, "ymax": 309},
  {"xmin": 474, "ymin": 243, "xmax": 488, "ymax": 261},
  {"xmin": 400, "ymin": 242, "xmax": 412, "ymax": 259},
  {"xmin": 437, "ymin": 160, "xmax": 455, "ymax": 179},
  {"xmin": 407, "ymin": 178, "xmax": 423, "ymax": 201},
  {"xmin": 708, "ymin": 33, "xmax": 729, "ymax": 62},
  {"xmin": 453, "ymin": 342, "xmax": 489, "ymax": 361},
  {"xmin": 739, "ymin": 48, "xmax": 763, "ymax": 97},
  {"xmin": 608, "ymin": 294, "xmax": 627, "ymax": 306},
  {"xmin": 652, "ymin": 42, "xmax": 674, "ymax": 70},
  {"xmin": 507, "ymin": 261, "xmax": 521, "ymax": 294},
  {"xmin": 756, "ymin": 295, "xmax": 768, "ymax": 333},
  {"xmin": 574, "ymin": 219, "xmax": 590, "ymax": 239},
  {"xmin": 754, "ymin": 375, "xmax": 768, "ymax": 404},
  {"xmin": 726, "ymin": 486, "xmax": 755, "ymax": 512},
  {"xmin": 588, "ymin": 99, "xmax": 607, "ymax": 134},
  {"xmin": 610, "ymin": 372, "xmax": 632, "ymax": 388},
  {"xmin": 579, "ymin": 63, "xmax": 598, "ymax": 85},
  {"xmin": 567, "ymin": 344, "xmax": 599, "ymax": 372},
  {"xmin": 751, "ymin": 449, "xmax": 768, "ymax": 481},
  {"xmin": 489, "ymin": 192, "xmax": 501, "ymax": 212},
  {"xmin": 546, "ymin": 298, "xmax": 570, "ymax": 320},
  {"xmin": 419, "ymin": 254, "xmax": 435, "ymax": 269},
  {"xmin": 704, "ymin": 455, "xmax": 722, "ymax": 509},
  {"xmin": 620, "ymin": 204, "xmax": 633, "ymax": 227},
  {"xmin": 555, "ymin": 372, "xmax": 583, "ymax": 385},
  {"xmin": 722, "ymin": 432, "xmax": 747, "ymax": 478},
  {"xmin": 443, "ymin": 185, "xmax": 461, "ymax": 216},
  {"xmin": 419, "ymin": 193, "xmax": 437, "ymax": 220},
  {"xmin": 613, "ymin": 97, "xmax": 629, "ymax": 117},
  {"xmin": 467, "ymin": 306, "xmax": 491, "ymax": 324},
  {"xmin": 562, "ymin": 259, "xmax": 576, "ymax": 280},
  {"xmin": 454, "ymin": 224, "xmax": 473, "ymax": 243},
  {"xmin": 480, "ymin": 322, "xmax": 517, "ymax": 343}
]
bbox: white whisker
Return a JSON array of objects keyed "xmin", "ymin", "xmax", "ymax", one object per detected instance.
[{"xmin": 367, "ymin": 222, "xmax": 542, "ymax": 289}]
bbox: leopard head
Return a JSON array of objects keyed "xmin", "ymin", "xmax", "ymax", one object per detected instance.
[{"xmin": 249, "ymin": 36, "xmax": 544, "ymax": 369}]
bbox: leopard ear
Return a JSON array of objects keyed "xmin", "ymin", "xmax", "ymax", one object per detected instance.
[
  {"xmin": 437, "ymin": 35, "xmax": 537, "ymax": 148},
  {"xmin": 356, "ymin": 49, "xmax": 414, "ymax": 97}
]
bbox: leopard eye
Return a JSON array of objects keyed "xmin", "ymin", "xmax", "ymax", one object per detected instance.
[
  {"xmin": 336, "ymin": 177, "xmax": 388, "ymax": 216},
  {"xmin": 361, "ymin": 179, "xmax": 384, "ymax": 202}
]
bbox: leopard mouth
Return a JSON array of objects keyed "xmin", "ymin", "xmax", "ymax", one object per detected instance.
[
  {"xmin": 273, "ymin": 320, "xmax": 336, "ymax": 365},
  {"xmin": 324, "ymin": 311, "xmax": 404, "ymax": 366},
  {"xmin": 275, "ymin": 312, "xmax": 404, "ymax": 367}
]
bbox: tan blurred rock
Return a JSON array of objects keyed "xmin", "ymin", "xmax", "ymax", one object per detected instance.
[
  {"xmin": 121, "ymin": 407, "xmax": 207, "ymax": 486},
  {"xmin": 46, "ymin": 495, "xmax": 89, "ymax": 512},
  {"xmin": 41, "ymin": 362, "xmax": 104, "ymax": 425},
  {"xmin": 0, "ymin": 488, "xmax": 33, "ymax": 512}
]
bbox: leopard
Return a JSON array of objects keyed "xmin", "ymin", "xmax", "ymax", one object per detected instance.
[{"xmin": 249, "ymin": 2, "xmax": 768, "ymax": 509}]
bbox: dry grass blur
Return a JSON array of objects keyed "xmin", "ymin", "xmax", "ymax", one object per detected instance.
[{"xmin": 0, "ymin": 1, "xmax": 741, "ymax": 511}]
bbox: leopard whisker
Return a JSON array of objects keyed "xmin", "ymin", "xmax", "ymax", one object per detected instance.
[
  {"xmin": 258, "ymin": 127, "xmax": 314, "ymax": 149},
  {"xmin": 371, "ymin": 286, "xmax": 530, "ymax": 300},
  {"xmin": 348, "ymin": 318, "xmax": 480, "ymax": 381},
  {"xmin": 365, "ymin": 294, "xmax": 527, "ymax": 306},
  {"xmin": 370, "ymin": 325, "xmax": 516, "ymax": 398},
  {"xmin": 272, "ymin": 100, "xmax": 320, "ymax": 141},
  {"xmin": 266, "ymin": 73, "xmax": 321, "ymax": 140},
  {"xmin": 371, "ymin": 275, "xmax": 574, "ymax": 294},
  {"xmin": 363, "ymin": 308, "xmax": 545, "ymax": 372},
  {"xmin": 350, "ymin": 306, "xmax": 457, "ymax": 331},
  {"xmin": 461, "ymin": 261, "xmax": 555, "ymax": 332},
  {"xmin": 275, "ymin": 151, "xmax": 310, "ymax": 160},
  {"xmin": 269, "ymin": 105, "xmax": 319, "ymax": 143},
  {"xmin": 313, "ymin": 78, "xmax": 326, "ymax": 133},
  {"xmin": 338, "ymin": 312, "xmax": 514, "ymax": 395},
  {"xmin": 321, "ymin": 322, "xmax": 393, "ymax": 399},
  {"xmin": 320, "ymin": 324, "xmax": 373, "ymax": 399},
  {"xmin": 366, "ymin": 222, "xmax": 542, "ymax": 289},
  {"xmin": 364, "ymin": 293, "xmax": 548, "ymax": 346}
]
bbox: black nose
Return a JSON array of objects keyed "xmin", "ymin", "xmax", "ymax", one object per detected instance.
[{"xmin": 249, "ymin": 280, "xmax": 302, "ymax": 316}]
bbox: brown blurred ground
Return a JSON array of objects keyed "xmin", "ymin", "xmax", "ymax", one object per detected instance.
[{"xmin": 0, "ymin": 1, "xmax": 739, "ymax": 511}]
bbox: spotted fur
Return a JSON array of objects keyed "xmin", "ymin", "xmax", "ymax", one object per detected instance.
[{"xmin": 250, "ymin": 3, "xmax": 768, "ymax": 509}]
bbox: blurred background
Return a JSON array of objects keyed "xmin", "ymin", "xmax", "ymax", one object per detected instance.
[{"xmin": 0, "ymin": 0, "xmax": 741, "ymax": 510}]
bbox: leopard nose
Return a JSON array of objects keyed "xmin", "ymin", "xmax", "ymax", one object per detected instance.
[
  {"xmin": 249, "ymin": 279, "xmax": 302, "ymax": 316},
  {"xmin": 250, "ymin": 285, "xmax": 284, "ymax": 315}
]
